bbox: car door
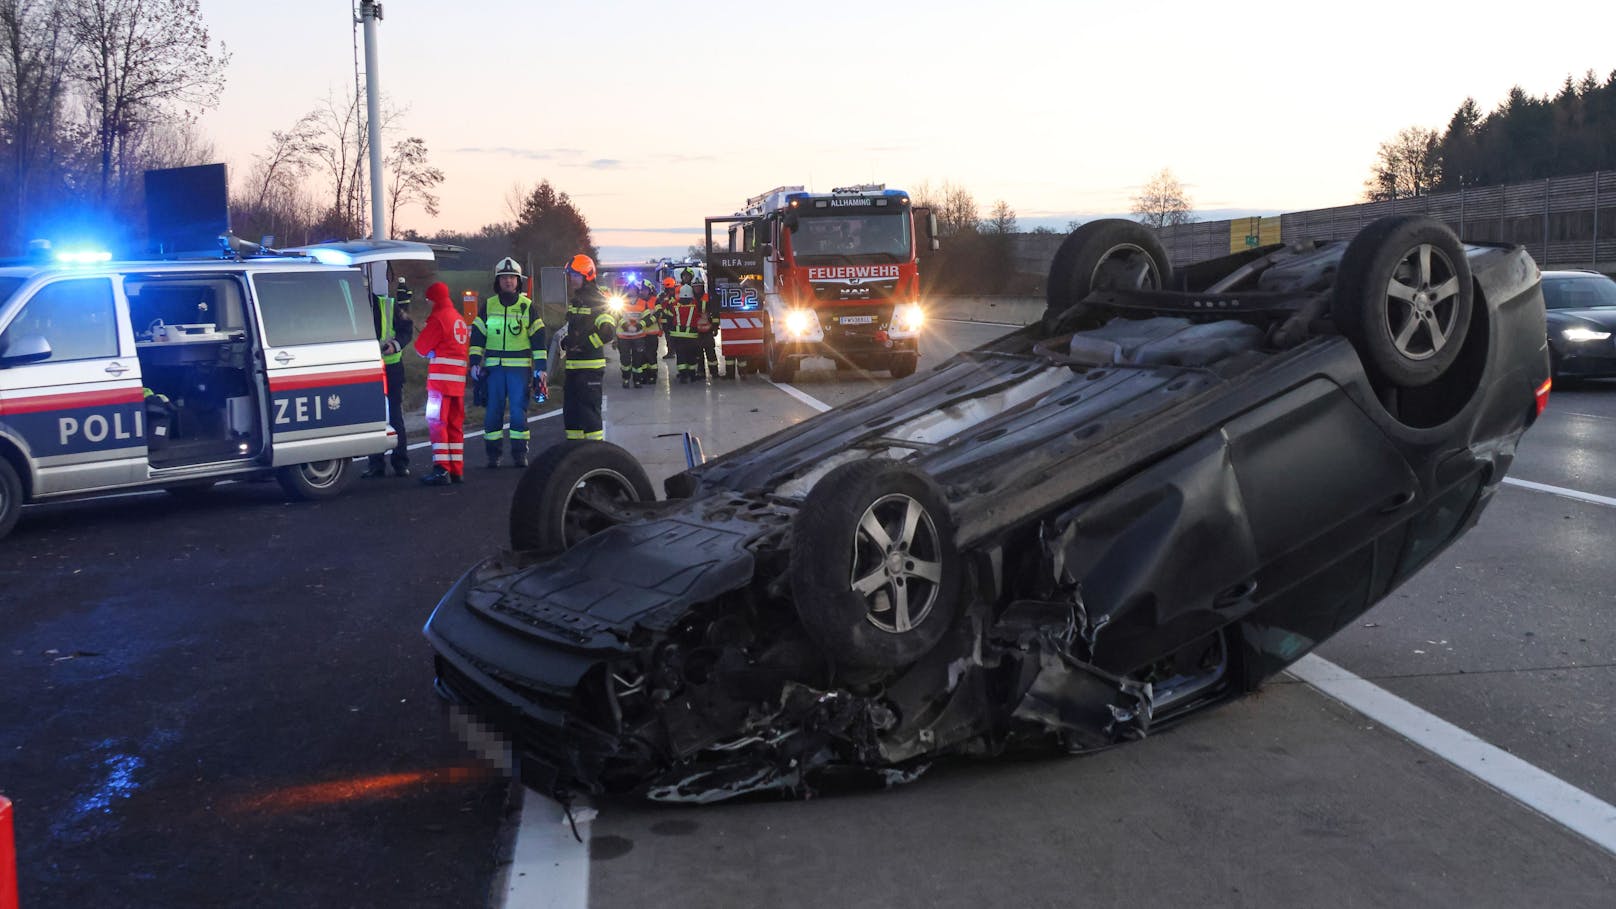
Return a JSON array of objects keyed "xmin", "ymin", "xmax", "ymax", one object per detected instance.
[
  {"xmin": 249, "ymin": 268, "xmax": 392, "ymax": 467},
  {"xmin": 0, "ymin": 275, "xmax": 145, "ymax": 496}
]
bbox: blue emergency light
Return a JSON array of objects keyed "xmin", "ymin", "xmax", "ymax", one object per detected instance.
[{"xmin": 54, "ymin": 250, "xmax": 113, "ymax": 264}]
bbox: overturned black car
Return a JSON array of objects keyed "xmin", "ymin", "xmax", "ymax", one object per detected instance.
[{"xmin": 425, "ymin": 215, "xmax": 1551, "ymax": 803}]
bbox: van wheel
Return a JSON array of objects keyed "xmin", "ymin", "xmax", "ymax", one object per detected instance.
[
  {"xmin": 277, "ymin": 458, "xmax": 355, "ymax": 500},
  {"xmin": 0, "ymin": 458, "xmax": 23, "ymax": 540},
  {"xmin": 510, "ymin": 441, "xmax": 655, "ymax": 554}
]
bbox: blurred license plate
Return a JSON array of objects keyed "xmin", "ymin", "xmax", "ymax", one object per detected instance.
[{"xmin": 839, "ymin": 315, "xmax": 874, "ymax": 325}]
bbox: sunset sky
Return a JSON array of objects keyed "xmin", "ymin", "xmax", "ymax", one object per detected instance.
[{"xmin": 197, "ymin": 1, "xmax": 1616, "ymax": 259}]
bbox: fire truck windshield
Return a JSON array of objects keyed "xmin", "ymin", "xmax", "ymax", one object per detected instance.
[{"xmin": 788, "ymin": 213, "xmax": 911, "ymax": 262}]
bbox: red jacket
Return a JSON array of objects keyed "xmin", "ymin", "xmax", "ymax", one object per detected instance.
[{"xmin": 414, "ymin": 282, "xmax": 469, "ymax": 396}]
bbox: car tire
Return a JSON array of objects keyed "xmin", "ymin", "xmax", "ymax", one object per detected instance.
[
  {"xmin": 277, "ymin": 458, "xmax": 354, "ymax": 500},
  {"xmin": 889, "ymin": 352, "xmax": 918, "ymax": 379},
  {"xmin": 510, "ymin": 441, "xmax": 655, "ymax": 554},
  {"xmin": 790, "ymin": 459, "xmax": 961, "ymax": 670},
  {"xmin": 0, "ymin": 457, "xmax": 23, "ymax": 540},
  {"xmin": 1043, "ymin": 219, "xmax": 1173, "ymax": 329},
  {"xmin": 1332, "ymin": 215, "xmax": 1473, "ymax": 388}
]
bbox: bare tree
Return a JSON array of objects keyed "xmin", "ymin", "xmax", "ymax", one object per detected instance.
[
  {"xmin": 912, "ymin": 179, "xmax": 980, "ymax": 237},
  {"xmin": 68, "ymin": 0, "xmax": 229, "ymax": 199},
  {"xmin": 249, "ymin": 111, "xmax": 320, "ymax": 210},
  {"xmin": 985, "ymin": 199, "xmax": 1017, "ymax": 235},
  {"xmin": 1131, "ymin": 169, "xmax": 1196, "ymax": 228},
  {"xmin": 1364, "ymin": 126, "xmax": 1442, "ymax": 201},
  {"xmin": 0, "ymin": 0, "xmax": 77, "ymax": 242},
  {"xmin": 385, "ymin": 136, "xmax": 444, "ymax": 236}
]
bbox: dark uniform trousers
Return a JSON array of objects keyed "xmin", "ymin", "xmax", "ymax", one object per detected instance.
[
  {"xmin": 371, "ymin": 361, "xmax": 409, "ymax": 470},
  {"xmin": 564, "ymin": 369, "xmax": 605, "ymax": 440}
]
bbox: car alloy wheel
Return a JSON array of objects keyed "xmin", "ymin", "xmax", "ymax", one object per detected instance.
[{"xmin": 848, "ymin": 492, "xmax": 945, "ymax": 634}]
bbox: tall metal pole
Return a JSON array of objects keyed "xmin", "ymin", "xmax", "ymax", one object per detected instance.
[{"xmin": 360, "ymin": 2, "xmax": 387, "ymax": 240}]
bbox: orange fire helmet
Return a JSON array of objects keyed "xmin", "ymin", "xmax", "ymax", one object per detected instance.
[{"xmin": 565, "ymin": 254, "xmax": 597, "ymax": 282}]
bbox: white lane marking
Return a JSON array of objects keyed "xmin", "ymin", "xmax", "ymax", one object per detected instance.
[
  {"xmin": 932, "ymin": 317, "xmax": 1026, "ymax": 326},
  {"xmin": 1290, "ymin": 654, "xmax": 1616, "ymax": 856},
  {"xmin": 765, "ymin": 378, "xmax": 833, "ymax": 413},
  {"xmin": 1502, "ymin": 477, "xmax": 1616, "ymax": 509},
  {"xmin": 502, "ymin": 790, "xmax": 593, "ymax": 909}
]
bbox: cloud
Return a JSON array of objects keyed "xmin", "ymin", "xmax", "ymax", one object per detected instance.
[
  {"xmin": 450, "ymin": 146, "xmax": 583, "ymax": 160},
  {"xmin": 648, "ymin": 153, "xmax": 717, "ymax": 165}
]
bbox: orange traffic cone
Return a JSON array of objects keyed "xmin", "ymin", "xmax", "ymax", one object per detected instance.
[{"xmin": 1, "ymin": 795, "xmax": 16, "ymax": 909}]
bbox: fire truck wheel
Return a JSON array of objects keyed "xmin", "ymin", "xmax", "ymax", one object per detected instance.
[
  {"xmin": 0, "ymin": 457, "xmax": 22, "ymax": 540},
  {"xmin": 510, "ymin": 441, "xmax": 655, "ymax": 555},
  {"xmin": 277, "ymin": 458, "xmax": 355, "ymax": 500},
  {"xmin": 790, "ymin": 459, "xmax": 962, "ymax": 670},
  {"xmin": 766, "ymin": 333, "xmax": 797, "ymax": 383},
  {"xmin": 1043, "ymin": 219, "xmax": 1172, "ymax": 332},
  {"xmin": 889, "ymin": 352, "xmax": 918, "ymax": 379}
]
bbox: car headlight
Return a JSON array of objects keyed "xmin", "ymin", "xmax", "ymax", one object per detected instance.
[
  {"xmin": 894, "ymin": 303, "xmax": 925, "ymax": 332},
  {"xmin": 784, "ymin": 309, "xmax": 815, "ymax": 336},
  {"xmin": 1562, "ymin": 326, "xmax": 1612, "ymax": 342}
]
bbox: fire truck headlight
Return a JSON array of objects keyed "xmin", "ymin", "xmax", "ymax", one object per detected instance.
[
  {"xmin": 895, "ymin": 303, "xmax": 925, "ymax": 332},
  {"xmin": 784, "ymin": 309, "xmax": 815, "ymax": 337}
]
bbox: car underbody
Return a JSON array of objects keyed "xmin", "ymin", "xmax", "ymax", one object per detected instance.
[{"xmin": 427, "ymin": 217, "xmax": 1549, "ymax": 803}]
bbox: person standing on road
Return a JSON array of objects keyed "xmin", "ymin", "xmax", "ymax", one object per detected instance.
[
  {"xmin": 615, "ymin": 281, "xmax": 654, "ymax": 388},
  {"xmin": 468, "ymin": 257, "xmax": 546, "ymax": 469},
  {"xmin": 363, "ymin": 274, "xmax": 415, "ymax": 478},
  {"xmin": 695, "ymin": 273, "xmax": 720, "ymax": 380},
  {"xmin": 669, "ymin": 271, "xmax": 702, "ymax": 383},
  {"xmin": 414, "ymin": 282, "xmax": 469, "ymax": 485},
  {"xmin": 562, "ymin": 254, "xmax": 615, "ymax": 440}
]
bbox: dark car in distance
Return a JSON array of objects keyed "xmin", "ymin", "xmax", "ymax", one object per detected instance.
[
  {"xmin": 425, "ymin": 215, "xmax": 1551, "ymax": 804},
  {"xmin": 1542, "ymin": 270, "xmax": 1616, "ymax": 380}
]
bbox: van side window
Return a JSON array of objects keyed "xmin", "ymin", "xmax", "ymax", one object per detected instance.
[
  {"xmin": 252, "ymin": 272, "xmax": 369, "ymax": 346},
  {"xmin": 0, "ymin": 278, "xmax": 118, "ymax": 362},
  {"xmin": 125, "ymin": 275, "xmax": 248, "ymax": 336}
]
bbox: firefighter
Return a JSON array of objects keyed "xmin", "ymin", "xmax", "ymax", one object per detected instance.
[
  {"xmin": 468, "ymin": 257, "xmax": 546, "ymax": 468},
  {"xmin": 615, "ymin": 280, "xmax": 655, "ymax": 387},
  {"xmin": 657, "ymin": 276, "xmax": 678, "ymax": 363},
  {"xmin": 362, "ymin": 275, "xmax": 414, "ymax": 478},
  {"xmin": 695, "ymin": 272, "xmax": 720, "ymax": 380},
  {"xmin": 562, "ymin": 254, "xmax": 616, "ymax": 440},
  {"xmin": 639, "ymin": 280, "xmax": 664, "ymax": 386},
  {"xmin": 413, "ymin": 282, "xmax": 469, "ymax": 485},
  {"xmin": 669, "ymin": 271, "xmax": 702, "ymax": 384}
]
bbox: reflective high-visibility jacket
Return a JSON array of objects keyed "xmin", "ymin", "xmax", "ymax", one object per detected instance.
[
  {"xmin": 564, "ymin": 283, "xmax": 617, "ymax": 371},
  {"xmin": 414, "ymin": 296, "xmax": 470, "ymax": 396},
  {"xmin": 469, "ymin": 293, "xmax": 546, "ymax": 370},
  {"xmin": 668, "ymin": 285, "xmax": 702, "ymax": 339},
  {"xmin": 373, "ymin": 294, "xmax": 414, "ymax": 365},
  {"xmin": 616, "ymin": 294, "xmax": 656, "ymax": 340}
]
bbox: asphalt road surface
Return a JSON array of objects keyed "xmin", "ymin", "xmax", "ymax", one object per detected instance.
[{"xmin": 2, "ymin": 318, "xmax": 1614, "ymax": 907}]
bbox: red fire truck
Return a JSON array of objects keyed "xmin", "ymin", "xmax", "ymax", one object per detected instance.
[{"xmin": 705, "ymin": 184, "xmax": 938, "ymax": 381}]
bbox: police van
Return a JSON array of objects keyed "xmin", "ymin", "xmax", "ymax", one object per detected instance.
[{"xmin": 0, "ymin": 239, "xmax": 434, "ymax": 540}]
